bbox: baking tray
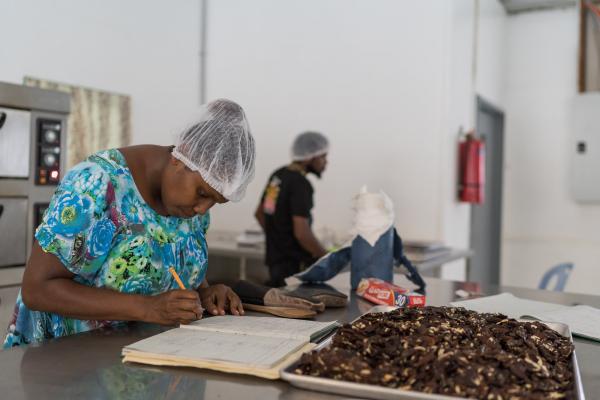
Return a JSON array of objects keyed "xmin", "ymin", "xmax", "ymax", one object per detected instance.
[{"xmin": 281, "ymin": 306, "xmax": 586, "ymax": 400}]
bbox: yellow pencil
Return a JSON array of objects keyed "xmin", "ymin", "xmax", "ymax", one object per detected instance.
[
  {"xmin": 169, "ymin": 267, "xmax": 186, "ymax": 290},
  {"xmin": 169, "ymin": 267, "xmax": 204, "ymax": 317}
]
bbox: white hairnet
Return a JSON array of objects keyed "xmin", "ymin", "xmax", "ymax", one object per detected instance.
[
  {"xmin": 291, "ymin": 131, "xmax": 329, "ymax": 161},
  {"xmin": 172, "ymin": 99, "xmax": 256, "ymax": 202}
]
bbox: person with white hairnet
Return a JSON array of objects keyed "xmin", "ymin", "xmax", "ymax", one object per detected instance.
[
  {"xmin": 4, "ymin": 99, "xmax": 256, "ymax": 348},
  {"xmin": 255, "ymin": 131, "xmax": 329, "ymax": 287}
]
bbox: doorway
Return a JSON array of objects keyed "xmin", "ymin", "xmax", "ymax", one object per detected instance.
[{"xmin": 469, "ymin": 96, "xmax": 505, "ymax": 286}]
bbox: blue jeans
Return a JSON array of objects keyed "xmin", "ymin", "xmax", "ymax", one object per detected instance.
[{"xmin": 296, "ymin": 228, "xmax": 426, "ymax": 292}]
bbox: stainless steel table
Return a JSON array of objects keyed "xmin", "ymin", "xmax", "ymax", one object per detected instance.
[
  {"xmin": 206, "ymin": 230, "xmax": 265, "ymax": 281},
  {"xmin": 206, "ymin": 230, "xmax": 472, "ymax": 279},
  {"xmin": 1, "ymin": 273, "xmax": 598, "ymax": 399}
]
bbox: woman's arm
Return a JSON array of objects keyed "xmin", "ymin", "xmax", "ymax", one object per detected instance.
[{"xmin": 22, "ymin": 242, "xmax": 203, "ymax": 325}]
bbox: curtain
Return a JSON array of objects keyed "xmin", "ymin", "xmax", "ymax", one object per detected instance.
[
  {"xmin": 23, "ymin": 77, "xmax": 131, "ymax": 168},
  {"xmin": 585, "ymin": 3, "xmax": 600, "ymax": 91}
]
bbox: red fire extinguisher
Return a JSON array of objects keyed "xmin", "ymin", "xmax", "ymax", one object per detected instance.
[{"xmin": 458, "ymin": 132, "xmax": 485, "ymax": 204}]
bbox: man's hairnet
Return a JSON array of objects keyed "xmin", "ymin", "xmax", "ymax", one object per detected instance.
[
  {"xmin": 172, "ymin": 99, "xmax": 256, "ymax": 202},
  {"xmin": 291, "ymin": 131, "xmax": 329, "ymax": 161}
]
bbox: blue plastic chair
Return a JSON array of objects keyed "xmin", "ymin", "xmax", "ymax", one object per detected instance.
[{"xmin": 538, "ymin": 263, "xmax": 574, "ymax": 292}]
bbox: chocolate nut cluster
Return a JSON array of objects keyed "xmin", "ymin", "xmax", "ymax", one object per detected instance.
[{"xmin": 294, "ymin": 306, "xmax": 575, "ymax": 399}]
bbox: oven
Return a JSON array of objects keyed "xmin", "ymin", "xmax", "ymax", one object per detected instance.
[{"xmin": 0, "ymin": 82, "xmax": 70, "ymax": 273}]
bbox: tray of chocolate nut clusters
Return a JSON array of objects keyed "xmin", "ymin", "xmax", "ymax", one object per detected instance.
[{"xmin": 281, "ymin": 306, "xmax": 585, "ymax": 400}]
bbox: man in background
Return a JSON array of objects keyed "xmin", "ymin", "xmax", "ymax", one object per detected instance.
[{"xmin": 255, "ymin": 131, "xmax": 329, "ymax": 287}]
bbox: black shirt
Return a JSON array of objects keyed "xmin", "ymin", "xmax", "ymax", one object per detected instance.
[{"xmin": 260, "ymin": 165, "xmax": 314, "ymax": 267}]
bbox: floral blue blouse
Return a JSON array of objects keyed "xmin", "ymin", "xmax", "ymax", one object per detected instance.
[{"xmin": 3, "ymin": 149, "xmax": 210, "ymax": 348}]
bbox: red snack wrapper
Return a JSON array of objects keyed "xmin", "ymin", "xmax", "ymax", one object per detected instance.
[{"xmin": 356, "ymin": 278, "xmax": 426, "ymax": 307}]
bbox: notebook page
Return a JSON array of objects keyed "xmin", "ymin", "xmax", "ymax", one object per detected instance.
[
  {"xmin": 181, "ymin": 315, "xmax": 338, "ymax": 341},
  {"xmin": 123, "ymin": 328, "xmax": 306, "ymax": 369},
  {"xmin": 450, "ymin": 292, "xmax": 568, "ymax": 319}
]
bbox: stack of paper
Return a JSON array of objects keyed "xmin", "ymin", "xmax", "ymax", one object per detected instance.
[
  {"xmin": 236, "ymin": 230, "xmax": 265, "ymax": 247},
  {"xmin": 521, "ymin": 305, "xmax": 600, "ymax": 342},
  {"xmin": 404, "ymin": 240, "xmax": 451, "ymax": 263},
  {"xmin": 451, "ymin": 293, "xmax": 600, "ymax": 342}
]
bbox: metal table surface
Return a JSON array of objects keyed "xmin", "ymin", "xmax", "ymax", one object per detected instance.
[
  {"xmin": 205, "ymin": 230, "xmax": 265, "ymax": 281},
  {"xmin": 205, "ymin": 230, "xmax": 472, "ymax": 279},
  {"xmin": 0, "ymin": 273, "xmax": 598, "ymax": 400}
]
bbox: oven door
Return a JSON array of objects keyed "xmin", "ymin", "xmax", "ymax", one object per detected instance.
[
  {"xmin": 0, "ymin": 107, "xmax": 31, "ymax": 178},
  {"xmin": 0, "ymin": 197, "xmax": 28, "ymax": 267}
]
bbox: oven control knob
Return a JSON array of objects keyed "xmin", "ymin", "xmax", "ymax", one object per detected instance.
[
  {"xmin": 43, "ymin": 154, "xmax": 57, "ymax": 167},
  {"xmin": 44, "ymin": 130, "xmax": 58, "ymax": 143}
]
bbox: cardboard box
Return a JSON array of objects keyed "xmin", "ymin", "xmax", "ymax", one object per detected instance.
[{"xmin": 356, "ymin": 278, "xmax": 425, "ymax": 307}]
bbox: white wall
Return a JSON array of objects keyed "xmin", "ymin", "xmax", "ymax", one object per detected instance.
[
  {"xmin": 476, "ymin": 0, "xmax": 508, "ymax": 108},
  {"xmin": 0, "ymin": 0, "xmax": 483, "ymax": 271},
  {"xmin": 439, "ymin": 0, "xmax": 477, "ymax": 280},
  {"xmin": 205, "ymin": 0, "xmax": 509, "ymax": 266},
  {"xmin": 0, "ymin": 0, "xmax": 201, "ymax": 147},
  {"xmin": 205, "ymin": 0, "xmax": 450, "ymax": 242},
  {"xmin": 439, "ymin": 0, "xmax": 507, "ymax": 281},
  {"xmin": 502, "ymin": 8, "xmax": 600, "ymax": 295}
]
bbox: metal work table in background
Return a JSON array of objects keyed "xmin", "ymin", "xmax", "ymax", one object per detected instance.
[
  {"xmin": 0, "ymin": 272, "xmax": 598, "ymax": 399},
  {"xmin": 206, "ymin": 230, "xmax": 265, "ymax": 281},
  {"xmin": 206, "ymin": 230, "xmax": 473, "ymax": 280}
]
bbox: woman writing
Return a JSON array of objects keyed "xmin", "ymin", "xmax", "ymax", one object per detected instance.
[{"xmin": 4, "ymin": 99, "xmax": 255, "ymax": 347}]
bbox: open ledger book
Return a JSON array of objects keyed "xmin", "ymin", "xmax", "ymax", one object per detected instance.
[
  {"xmin": 122, "ymin": 316, "xmax": 339, "ymax": 379},
  {"xmin": 451, "ymin": 293, "xmax": 600, "ymax": 342}
]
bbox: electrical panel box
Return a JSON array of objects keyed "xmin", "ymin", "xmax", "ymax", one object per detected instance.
[{"xmin": 571, "ymin": 93, "xmax": 600, "ymax": 203}]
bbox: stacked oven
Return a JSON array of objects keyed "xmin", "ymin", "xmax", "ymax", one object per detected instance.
[{"xmin": 0, "ymin": 81, "xmax": 70, "ymax": 272}]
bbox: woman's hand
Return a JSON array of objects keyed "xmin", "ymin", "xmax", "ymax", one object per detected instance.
[
  {"xmin": 145, "ymin": 289, "xmax": 203, "ymax": 326},
  {"xmin": 198, "ymin": 284, "xmax": 245, "ymax": 316}
]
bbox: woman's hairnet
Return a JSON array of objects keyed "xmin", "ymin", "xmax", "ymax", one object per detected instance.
[
  {"xmin": 172, "ymin": 99, "xmax": 256, "ymax": 202},
  {"xmin": 291, "ymin": 131, "xmax": 329, "ymax": 161}
]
